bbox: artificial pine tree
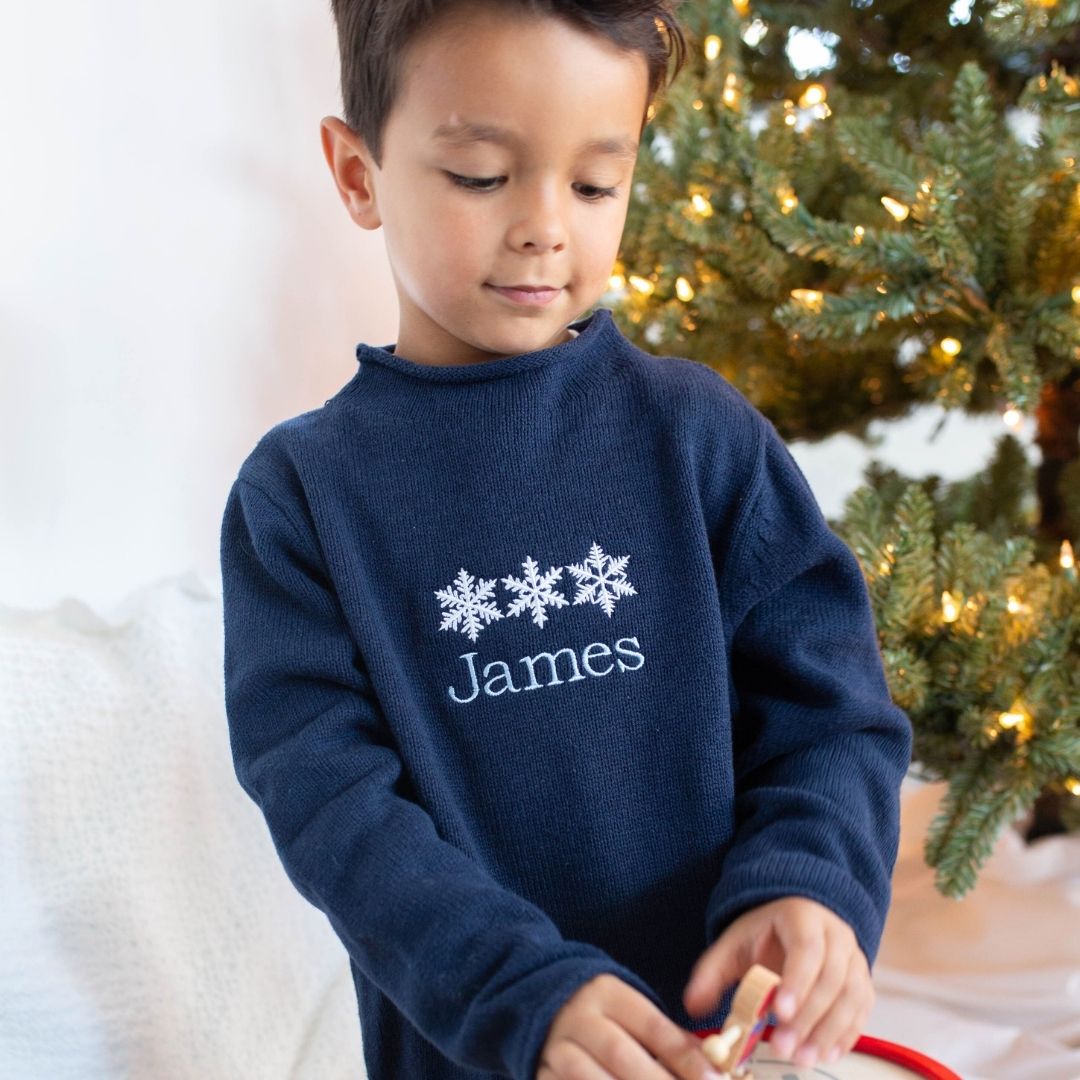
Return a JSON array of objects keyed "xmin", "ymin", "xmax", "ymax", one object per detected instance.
[{"xmin": 611, "ymin": 0, "xmax": 1080, "ymax": 896}]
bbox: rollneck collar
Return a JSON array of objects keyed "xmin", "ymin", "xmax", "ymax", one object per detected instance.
[{"xmin": 355, "ymin": 307, "xmax": 617, "ymax": 384}]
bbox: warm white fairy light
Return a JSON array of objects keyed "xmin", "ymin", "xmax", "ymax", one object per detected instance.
[
  {"xmin": 704, "ymin": 35, "xmax": 723, "ymax": 61},
  {"xmin": 676, "ymin": 277, "xmax": 695, "ymax": 302},
  {"xmin": 940, "ymin": 337, "xmax": 962, "ymax": 356},
  {"xmin": 941, "ymin": 589, "xmax": 960, "ymax": 622},
  {"xmin": 998, "ymin": 699, "xmax": 1033, "ymax": 742},
  {"xmin": 1072, "ymin": 283, "xmax": 1080, "ymax": 304},
  {"xmin": 690, "ymin": 193, "xmax": 714, "ymax": 218},
  {"xmin": 722, "ymin": 73, "xmax": 740, "ymax": 108},
  {"xmin": 790, "ymin": 288, "xmax": 824, "ymax": 311},
  {"xmin": 1062, "ymin": 539, "xmax": 1076, "ymax": 570},
  {"xmin": 1002, "ymin": 405, "xmax": 1023, "ymax": 429},
  {"xmin": 609, "ymin": 273, "xmax": 627, "ymax": 292},
  {"xmin": 853, "ymin": 225, "xmax": 865, "ymax": 245},
  {"xmin": 628, "ymin": 275, "xmax": 655, "ymax": 296},
  {"xmin": 1066, "ymin": 778, "xmax": 1080, "ymax": 797},
  {"xmin": 732, "ymin": 0, "xmax": 750, "ymax": 14},
  {"xmin": 881, "ymin": 196, "xmax": 910, "ymax": 221}
]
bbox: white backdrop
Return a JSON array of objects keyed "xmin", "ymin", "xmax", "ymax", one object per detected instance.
[{"xmin": 2, "ymin": 2, "xmax": 1034, "ymax": 613}]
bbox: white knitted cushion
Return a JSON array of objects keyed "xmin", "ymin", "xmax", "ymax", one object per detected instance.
[{"xmin": 0, "ymin": 572, "xmax": 362, "ymax": 1079}]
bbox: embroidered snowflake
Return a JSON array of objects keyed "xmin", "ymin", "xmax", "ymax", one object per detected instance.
[
  {"xmin": 501, "ymin": 556, "xmax": 570, "ymax": 629},
  {"xmin": 564, "ymin": 542, "xmax": 637, "ymax": 617},
  {"xmin": 434, "ymin": 568, "xmax": 504, "ymax": 642}
]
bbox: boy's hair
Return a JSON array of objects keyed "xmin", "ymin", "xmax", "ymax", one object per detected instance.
[{"xmin": 328, "ymin": 0, "xmax": 689, "ymax": 169}]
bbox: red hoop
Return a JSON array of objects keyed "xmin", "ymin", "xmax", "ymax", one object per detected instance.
[{"xmin": 695, "ymin": 1025, "xmax": 963, "ymax": 1079}]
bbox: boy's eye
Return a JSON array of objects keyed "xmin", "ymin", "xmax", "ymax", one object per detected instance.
[{"xmin": 444, "ymin": 172, "xmax": 618, "ymax": 201}]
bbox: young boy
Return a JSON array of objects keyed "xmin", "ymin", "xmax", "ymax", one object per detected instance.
[{"xmin": 219, "ymin": 2, "xmax": 913, "ymax": 1078}]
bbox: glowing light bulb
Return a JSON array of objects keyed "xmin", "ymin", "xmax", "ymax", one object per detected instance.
[
  {"xmin": 1002, "ymin": 405, "xmax": 1023, "ymax": 429},
  {"xmin": 608, "ymin": 273, "xmax": 627, "ymax": 292},
  {"xmin": 1072, "ymin": 284, "xmax": 1080, "ymax": 304},
  {"xmin": 940, "ymin": 337, "xmax": 962, "ymax": 356},
  {"xmin": 676, "ymin": 277, "xmax": 695, "ymax": 302},
  {"xmin": 1062, "ymin": 539, "xmax": 1075, "ymax": 570},
  {"xmin": 690, "ymin": 193, "xmax": 714, "ymax": 218},
  {"xmin": 998, "ymin": 699, "xmax": 1033, "ymax": 741},
  {"xmin": 732, "ymin": 0, "xmax": 750, "ymax": 14},
  {"xmin": 1006, "ymin": 594, "xmax": 1025, "ymax": 614},
  {"xmin": 1066, "ymin": 778, "xmax": 1080, "ymax": 796},
  {"xmin": 941, "ymin": 590, "xmax": 960, "ymax": 623},
  {"xmin": 628, "ymin": 275, "xmax": 655, "ymax": 296},
  {"xmin": 853, "ymin": 225, "xmax": 865, "ymax": 245},
  {"xmin": 881, "ymin": 196, "xmax": 910, "ymax": 221},
  {"xmin": 790, "ymin": 288, "xmax": 824, "ymax": 311},
  {"xmin": 799, "ymin": 84, "xmax": 827, "ymax": 108},
  {"xmin": 704, "ymin": 35, "xmax": 723, "ymax": 61},
  {"xmin": 722, "ymin": 73, "xmax": 740, "ymax": 108}
]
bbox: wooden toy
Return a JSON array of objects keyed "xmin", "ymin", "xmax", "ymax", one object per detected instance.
[
  {"xmin": 696, "ymin": 964, "xmax": 962, "ymax": 1080},
  {"xmin": 700, "ymin": 963, "xmax": 781, "ymax": 1077}
]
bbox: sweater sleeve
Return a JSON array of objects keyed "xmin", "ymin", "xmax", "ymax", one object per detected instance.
[
  {"xmin": 220, "ymin": 476, "xmax": 667, "ymax": 1079},
  {"xmin": 705, "ymin": 417, "xmax": 913, "ymax": 968}
]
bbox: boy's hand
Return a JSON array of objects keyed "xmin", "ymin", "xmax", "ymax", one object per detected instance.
[
  {"xmin": 682, "ymin": 897, "xmax": 873, "ymax": 1070},
  {"xmin": 537, "ymin": 973, "xmax": 727, "ymax": 1080}
]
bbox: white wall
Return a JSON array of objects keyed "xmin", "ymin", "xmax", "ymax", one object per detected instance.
[{"xmin": 1, "ymin": 3, "xmax": 1036, "ymax": 614}]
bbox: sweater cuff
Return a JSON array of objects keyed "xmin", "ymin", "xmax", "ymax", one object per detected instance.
[{"xmin": 705, "ymin": 851, "xmax": 886, "ymax": 969}]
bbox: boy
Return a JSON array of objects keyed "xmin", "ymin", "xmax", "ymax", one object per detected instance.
[{"xmin": 219, "ymin": 1, "xmax": 913, "ymax": 1078}]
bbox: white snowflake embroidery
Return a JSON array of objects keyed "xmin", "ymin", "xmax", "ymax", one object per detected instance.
[
  {"xmin": 435, "ymin": 569, "xmax": 504, "ymax": 642},
  {"xmin": 564, "ymin": 542, "xmax": 637, "ymax": 617},
  {"xmin": 501, "ymin": 556, "xmax": 570, "ymax": 629}
]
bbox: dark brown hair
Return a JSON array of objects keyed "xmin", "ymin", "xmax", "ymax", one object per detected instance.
[{"xmin": 328, "ymin": 0, "xmax": 689, "ymax": 168}]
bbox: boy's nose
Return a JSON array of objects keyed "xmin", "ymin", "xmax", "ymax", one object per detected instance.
[{"xmin": 507, "ymin": 187, "xmax": 568, "ymax": 252}]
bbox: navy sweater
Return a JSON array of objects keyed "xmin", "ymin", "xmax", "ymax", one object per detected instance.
[{"xmin": 220, "ymin": 306, "xmax": 912, "ymax": 1080}]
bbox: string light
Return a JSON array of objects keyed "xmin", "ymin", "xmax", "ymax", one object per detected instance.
[
  {"xmin": 1072, "ymin": 284, "xmax": 1080, "ymax": 304},
  {"xmin": 722, "ymin": 73, "xmax": 740, "ymax": 108},
  {"xmin": 1062, "ymin": 539, "xmax": 1076, "ymax": 570},
  {"xmin": 777, "ymin": 183, "xmax": 798, "ymax": 213},
  {"xmin": 940, "ymin": 337, "xmax": 962, "ymax": 356},
  {"xmin": 790, "ymin": 288, "xmax": 824, "ymax": 311},
  {"xmin": 941, "ymin": 590, "xmax": 960, "ymax": 622},
  {"xmin": 853, "ymin": 225, "xmax": 865, "ymax": 245},
  {"xmin": 704, "ymin": 35, "xmax": 722, "ymax": 61},
  {"xmin": 608, "ymin": 273, "xmax": 627, "ymax": 292},
  {"xmin": 998, "ymin": 699, "xmax": 1033, "ymax": 742},
  {"xmin": 693, "ymin": 98, "xmax": 705, "ymax": 110},
  {"xmin": 676, "ymin": 277, "xmax": 695, "ymax": 302},
  {"xmin": 1066, "ymin": 778, "xmax": 1080, "ymax": 797},
  {"xmin": 1002, "ymin": 405, "xmax": 1023, "ymax": 429},
  {"xmin": 881, "ymin": 196, "xmax": 911, "ymax": 221},
  {"xmin": 690, "ymin": 193, "xmax": 714, "ymax": 218},
  {"xmin": 628, "ymin": 275, "xmax": 655, "ymax": 296},
  {"xmin": 1006, "ymin": 594, "xmax": 1030, "ymax": 614},
  {"xmin": 799, "ymin": 84, "xmax": 827, "ymax": 108},
  {"xmin": 732, "ymin": 0, "xmax": 750, "ymax": 14}
]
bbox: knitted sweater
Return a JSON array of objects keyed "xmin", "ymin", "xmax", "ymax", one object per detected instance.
[{"xmin": 219, "ymin": 305, "xmax": 913, "ymax": 1080}]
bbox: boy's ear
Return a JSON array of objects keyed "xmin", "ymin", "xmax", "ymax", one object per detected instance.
[{"xmin": 320, "ymin": 116, "xmax": 382, "ymax": 230}]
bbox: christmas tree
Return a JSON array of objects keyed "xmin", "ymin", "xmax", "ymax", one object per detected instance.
[{"xmin": 611, "ymin": 0, "xmax": 1080, "ymax": 897}]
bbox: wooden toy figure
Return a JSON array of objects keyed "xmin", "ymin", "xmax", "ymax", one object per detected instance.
[{"xmin": 700, "ymin": 964, "xmax": 781, "ymax": 1079}]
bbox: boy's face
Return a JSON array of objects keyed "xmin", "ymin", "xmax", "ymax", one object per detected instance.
[{"xmin": 321, "ymin": 3, "xmax": 651, "ymax": 367}]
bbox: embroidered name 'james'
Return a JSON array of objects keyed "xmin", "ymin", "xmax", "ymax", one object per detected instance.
[{"xmin": 448, "ymin": 636, "xmax": 645, "ymax": 704}]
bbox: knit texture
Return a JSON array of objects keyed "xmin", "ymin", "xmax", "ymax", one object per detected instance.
[{"xmin": 219, "ymin": 306, "xmax": 913, "ymax": 1080}]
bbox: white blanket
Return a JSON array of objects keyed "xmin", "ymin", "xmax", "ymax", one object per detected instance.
[{"xmin": 2, "ymin": 573, "xmax": 1078, "ymax": 1079}]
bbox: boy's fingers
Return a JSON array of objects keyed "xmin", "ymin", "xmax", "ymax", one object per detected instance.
[
  {"xmin": 773, "ymin": 938, "xmax": 848, "ymax": 1064},
  {"xmin": 796, "ymin": 953, "xmax": 867, "ymax": 1065},
  {"xmin": 682, "ymin": 928, "xmax": 752, "ymax": 1015},
  {"xmin": 609, "ymin": 979, "xmax": 731, "ymax": 1080}
]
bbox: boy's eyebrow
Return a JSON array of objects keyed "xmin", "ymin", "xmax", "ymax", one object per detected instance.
[{"xmin": 431, "ymin": 120, "xmax": 639, "ymax": 162}]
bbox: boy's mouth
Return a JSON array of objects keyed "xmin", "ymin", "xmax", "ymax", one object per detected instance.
[{"xmin": 486, "ymin": 283, "xmax": 563, "ymax": 306}]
